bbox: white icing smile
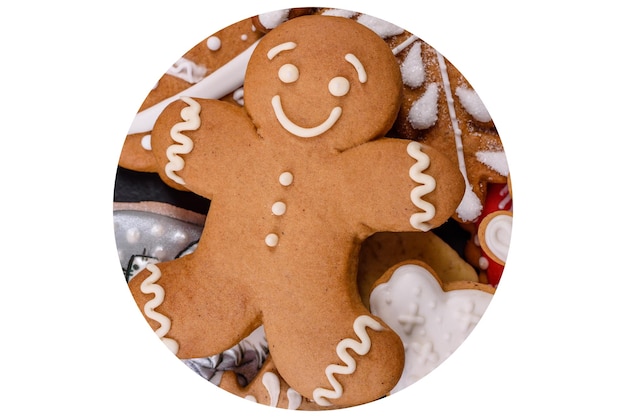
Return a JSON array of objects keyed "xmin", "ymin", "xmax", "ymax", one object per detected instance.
[
  {"xmin": 271, "ymin": 95, "xmax": 342, "ymax": 138},
  {"xmin": 267, "ymin": 42, "xmax": 367, "ymax": 138}
]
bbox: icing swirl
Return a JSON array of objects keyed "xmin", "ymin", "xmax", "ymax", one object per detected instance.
[
  {"xmin": 312, "ymin": 315, "xmax": 384, "ymax": 406},
  {"xmin": 165, "ymin": 97, "xmax": 201, "ymax": 185},
  {"xmin": 406, "ymin": 142, "xmax": 436, "ymax": 231},
  {"xmin": 140, "ymin": 264, "xmax": 179, "ymax": 354},
  {"xmin": 481, "ymin": 211, "xmax": 512, "ymax": 264}
]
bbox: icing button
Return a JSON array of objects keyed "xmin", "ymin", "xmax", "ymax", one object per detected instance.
[
  {"xmin": 207, "ymin": 36, "xmax": 221, "ymax": 51},
  {"xmin": 272, "ymin": 201, "xmax": 287, "ymax": 216},
  {"xmin": 265, "ymin": 233, "xmax": 279, "ymax": 247},
  {"xmin": 141, "ymin": 134, "xmax": 152, "ymax": 151},
  {"xmin": 278, "ymin": 171, "xmax": 293, "ymax": 186}
]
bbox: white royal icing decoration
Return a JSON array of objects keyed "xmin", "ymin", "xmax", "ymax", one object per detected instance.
[
  {"xmin": 408, "ymin": 82, "xmax": 439, "ymax": 129},
  {"xmin": 312, "ymin": 315, "xmax": 384, "ymax": 406},
  {"xmin": 475, "ymin": 150, "xmax": 509, "ymax": 177},
  {"xmin": 483, "ymin": 213, "xmax": 512, "ymax": 263},
  {"xmin": 278, "ymin": 171, "xmax": 293, "ymax": 186},
  {"xmin": 262, "ymin": 372, "xmax": 281, "ymax": 407},
  {"xmin": 166, "ymin": 57, "xmax": 207, "ymax": 84},
  {"xmin": 456, "ymin": 86, "xmax": 491, "ymax": 123},
  {"xmin": 401, "ymin": 42, "xmax": 425, "ymax": 88},
  {"xmin": 356, "ymin": 14, "xmax": 404, "ymax": 38},
  {"xmin": 370, "ymin": 264, "xmax": 492, "ymax": 393},
  {"xmin": 267, "ymin": 41, "xmax": 296, "ymax": 60},
  {"xmin": 437, "ymin": 52, "xmax": 482, "ymax": 221},
  {"xmin": 258, "ymin": 9, "xmax": 290, "ymax": 29},
  {"xmin": 140, "ymin": 263, "xmax": 179, "ymax": 354},
  {"xmin": 265, "ymin": 233, "xmax": 279, "ymax": 247},
  {"xmin": 321, "ymin": 8, "xmax": 357, "ymax": 18},
  {"xmin": 344, "ymin": 53, "xmax": 367, "ymax": 83},
  {"xmin": 286, "ymin": 388, "xmax": 302, "ymax": 410},
  {"xmin": 278, "ymin": 63, "xmax": 299, "ymax": 83},
  {"xmin": 328, "ymin": 76, "xmax": 350, "ymax": 97},
  {"xmin": 271, "ymin": 95, "xmax": 342, "ymax": 138},
  {"xmin": 165, "ymin": 97, "xmax": 201, "ymax": 185},
  {"xmin": 206, "ymin": 36, "xmax": 221, "ymax": 51},
  {"xmin": 128, "ymin": 40, "xmax": 260, "ymax": 135},
  {"xmin": 406, "ymin": 142, "xmax": 436, "ymax": 231},
  {"xmin": 271, "ymin": 201, "xmax": 287, "ymax": 216},
  {"xmin": 245, "ymin": 371, "xmax": 303, "ymax": 410},
  {"xmin": 141, "ymin": 134, "xmax": 152, "ymax": 151}
]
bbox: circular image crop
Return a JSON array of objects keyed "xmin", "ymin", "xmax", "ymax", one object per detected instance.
[{"xmin": 113, "ymin": 7, "xmax": 512, "ymax": 411}]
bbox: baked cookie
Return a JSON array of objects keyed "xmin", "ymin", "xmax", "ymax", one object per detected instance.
[
  {"xmin": 311, "ymin": 8, "xmax": 510, "ymax": 223},
  {"xmin": 369, "ymin": 260, "xmax": 494, "ymax": 393},
  {"xmin": 126, "ymin": 14, "xmax": 465, "ymax": 408},
  {"xmin": 357, "ymin": 231, "xmax": 479, "ymax": 310},
  {"xmin": 464, "ymin": 181, "xmax": 513, "ymax": 286},
  {"xmin": 391, "ymin": 35, "xmax": 509, "ymax": 223},
  {"xmin": 313, "ymin": 6, "xmax": 514, "ymax": 286}
]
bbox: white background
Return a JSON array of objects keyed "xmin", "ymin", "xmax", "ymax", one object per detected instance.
[{"xmin": 1, "ymin": 0, "xmax": 624, "ymax": 416}]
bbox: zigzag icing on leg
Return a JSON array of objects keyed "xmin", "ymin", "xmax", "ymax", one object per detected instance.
[
  {"xmin": 140, "ymin": 263, "xmax": 179, "ymax": 354},
  {"xmin": 312, "ymin": 315, "xmax": 384, "ymax": 406}
]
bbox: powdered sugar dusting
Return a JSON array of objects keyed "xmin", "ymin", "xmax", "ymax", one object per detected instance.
[
  {"xmin": 258, "ymin": 9, "xmax": 290, "ymax": 29},
  {"xmin": 475, "ymin": 151, "xmax": 509, "ymax": 177},
  {"xmin": 455, "ymin": 87, "xmax": 491, "ymax": 123},
  {"xmin": 401, "ymin": 42, "xmax": 425, "ymax": 88},
  {"xmin": 457, "ymin": 186, "xmax": 483, "ymax": 222},
  {"xmin": 166, "ymin": 57, "xmax": 207, "ymax": 84},
  {"xmin": 321, "ymin": 9, "xmax": 357, "ymax": 18},
  {"xmin": 408, "ymin": 83, "xmax": 438, "ymax": 129},
  {"xmin": 356, "ymin": 14, "xmax": 405, "ymax": 38}
]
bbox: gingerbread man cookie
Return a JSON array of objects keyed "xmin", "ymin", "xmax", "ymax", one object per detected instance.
[{"xmin": 128, "ymin": 15, "xmax": 464, "ymax": 408}]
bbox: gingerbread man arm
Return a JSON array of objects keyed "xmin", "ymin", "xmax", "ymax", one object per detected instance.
[
  {"xmin": 150, "ymin": 97, "xmax": 258, "ymax": 197},
  {"xmin": 118, "ymin": 132, "xmax": 160, "ymax": 173},
  {"xmin": 339, "ymin": 138, "xmax": 464, "ymax": 235}
]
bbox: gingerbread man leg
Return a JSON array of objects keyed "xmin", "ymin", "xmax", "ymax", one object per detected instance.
[
  {"xmin": 261, "ymin": 305, "xmax": 404, "ymax": 408},
  {"xmin": 128, "ymin": 255, "xmax": 262, "ymax": 359}
]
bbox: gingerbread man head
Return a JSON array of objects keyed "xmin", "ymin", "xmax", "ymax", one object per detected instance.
[{"xmin": 244, "ymin": 15, "xmax": 403, "ymax": 151}]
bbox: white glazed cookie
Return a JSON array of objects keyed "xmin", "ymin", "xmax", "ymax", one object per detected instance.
[{"xmin": 369, "ymin": 261, "xmax": 494, "ymax": 393}]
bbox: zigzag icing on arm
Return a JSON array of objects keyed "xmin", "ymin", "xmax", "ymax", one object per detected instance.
[
  {"xmin": 406, "ymin": 141, "xmax": 436, "ymax": 231},
  {"xmin": 140, "ymin": 264, "xmax": 179, "ymax": 354},
  {"xmin": 165, "ymin": 97, "xmax": 201, "ymax": 185},
  {"xmin": 312, "ymin": 315, "xmax": 384, "ymax": 406}
]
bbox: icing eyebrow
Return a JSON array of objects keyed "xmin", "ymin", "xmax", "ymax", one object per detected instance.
[
  {"xmin": 267, "ymin": 41, "xmax": 297, "ymax": 60},
  {"xmin": 345, "ymin": 53, "xmax": 367, "ymax": 83}
]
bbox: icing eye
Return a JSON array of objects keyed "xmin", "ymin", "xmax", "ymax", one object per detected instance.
[
  {"xmin": 278, "ymin": 63, "xmax": 299, "ymax": 83},
  {"xmin": 328, "ymin": 76, "xmax": 350, "ymax": 97}
]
